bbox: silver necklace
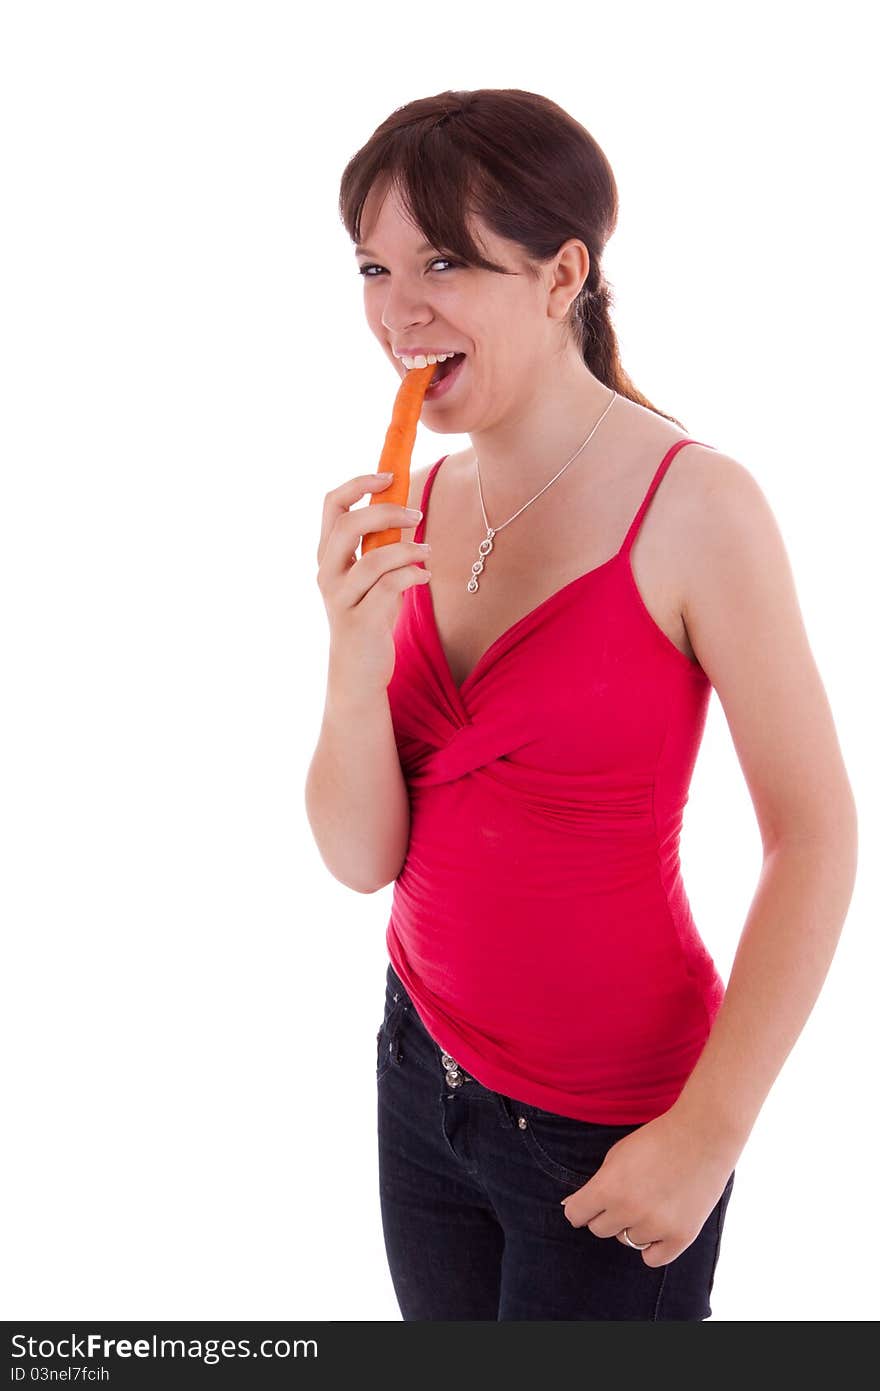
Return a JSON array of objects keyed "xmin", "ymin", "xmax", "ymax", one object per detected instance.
[{"xmin": 466, "ymin": 388, "xmax": 618, "ymax": 593}]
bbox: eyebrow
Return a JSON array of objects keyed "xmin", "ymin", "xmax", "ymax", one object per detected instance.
[{"xmin": 354, "ymin": 240, "xmax": 437, "ymax": 258}]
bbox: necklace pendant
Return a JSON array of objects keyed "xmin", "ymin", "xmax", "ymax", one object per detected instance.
[{"xmin": 467, "ymin": 529, "xmax": 496, "ymax": 593}]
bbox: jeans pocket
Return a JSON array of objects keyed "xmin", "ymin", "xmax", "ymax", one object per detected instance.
[
  {"xmin": 376, "ymin": 995, "xmax": 407, "ymax": 1082},
  {"xmin": 518, "ymin": 1104, "xmax": 644, "ymax": 1187}
]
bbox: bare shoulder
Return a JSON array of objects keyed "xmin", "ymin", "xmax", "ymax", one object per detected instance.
[
  {"xmin": 616, "ymin": 413, "xmax": 792, "ymax": 667},
  {"xmin": 669, "ymin": 442, "xmax": 784, "ymax": 580},
  {"xmin": 672, "ymin": 441, "xmax": 804, "ymax": 671},
  {"xmin": 660, "ymin": 438, "xmax": 792, "ymax": 624},
  {"xmin": 672, "ymin": 438, "xmax": 760, "ymax": 498}
]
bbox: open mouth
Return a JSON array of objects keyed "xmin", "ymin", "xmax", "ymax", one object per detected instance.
[
  {"xmin": 427, "ymin": 354, "xmax": 462, "ymax": 384},
  {"xmin": 423, "ymin": 353, "xmax": 467, "ymax": 397}
]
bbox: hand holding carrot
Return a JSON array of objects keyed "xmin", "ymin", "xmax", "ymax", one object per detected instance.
[
  {"xmin": 314, "ymin": 361, "xmax": 437, "ymax": 699},
  {"xmin": 315, "ymin": 472, "xmax": 432, "ymax": 699}
]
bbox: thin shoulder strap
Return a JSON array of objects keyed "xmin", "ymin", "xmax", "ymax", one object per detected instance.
[
  {"xmin": 414, "ymin": 455, "xmax": 450, "ymax": 542},
  {"xmin": 619, "ymin": 437, "xmax": 716, "ymax": 557}
]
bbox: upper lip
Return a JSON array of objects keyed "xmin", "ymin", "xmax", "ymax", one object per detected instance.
[{"xmin": 392, "ymin": 346, "xmax": 465, "ymax": 358}]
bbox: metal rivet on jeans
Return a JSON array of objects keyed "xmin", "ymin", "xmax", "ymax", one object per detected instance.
[{"xmin": 518, "ymin": 1116, "xmax": 528, "ymax": 1129}]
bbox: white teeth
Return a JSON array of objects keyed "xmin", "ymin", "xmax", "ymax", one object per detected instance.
[{"xmin": 399, "ymin": 351, "xmax": 460, "ymax": 370}]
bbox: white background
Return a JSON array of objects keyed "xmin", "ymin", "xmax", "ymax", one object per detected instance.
[{"xmin": 2, "ymin": 0, "xmax": 876, "ymax": 1322}]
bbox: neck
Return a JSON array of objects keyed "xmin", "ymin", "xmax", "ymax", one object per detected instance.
[{"xmin": 465, "ymin": 356, "xmax": 617, "ymax": 520}]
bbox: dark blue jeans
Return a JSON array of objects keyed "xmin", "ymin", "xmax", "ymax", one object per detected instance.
[{"xmin": 377, "ymin": 961, "xmax": 735, "ymax": 1320}]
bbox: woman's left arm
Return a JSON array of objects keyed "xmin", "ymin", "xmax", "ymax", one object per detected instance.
[
  {"xmin": 668, "ymin": 448, "xmax": 859, "ymax": 1159},
  {"xmin": 560, "ymin": 448, "xmax": 859, "ymax": 1262}
]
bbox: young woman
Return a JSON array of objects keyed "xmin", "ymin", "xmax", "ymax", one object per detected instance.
[{"xmin": 306, "ymin": 88, "xmax": 857, "ymax": 1320}]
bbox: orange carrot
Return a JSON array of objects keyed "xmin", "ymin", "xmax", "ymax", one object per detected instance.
[{"xmin": 361, "ymin": 362, "xmax": 438, "ymax": 555}]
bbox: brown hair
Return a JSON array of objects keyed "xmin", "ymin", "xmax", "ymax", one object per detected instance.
[{"xmin": 339, "ymin": 87, "xmax": 685, "ymax": 430}]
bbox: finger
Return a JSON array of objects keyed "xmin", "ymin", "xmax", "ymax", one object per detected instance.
[
  {"xmin": 319, "ymin": 500, "xmax": 422, "ymax": 587},
  {"xmin": 344, "ymin": 542, "xmax": 431, "ymax": 608},
  {"xmin": 316, "ymin": 473, "xmax": 394, "ymax": 566},
  {"xmin": 352, "ymin": 556, "xmax": 433, "ymax": 612},
  {"xmin": 559, "ymin": 1179, "xmax": 596, "ymax": 1207},
  {"xmin": 560, "ymin": 1198, "xmax": 606, "ymax": 1230},
  {"xmin": 614, "ymin": 1229, "xmax": 657, "ymax": 1248},
  {"xmin": 320, "ymin": 506, "xmax": 425, "ymax": 601},
  {"xmin": 588, "ymin": 1212, "xmax": 627, "ymax": 1239},
  {"xmin": 640, "ymin": 1242, "xmax": 671, "ymax": 1267},
  {"xmin": 625, "ymin": 1237, "xmax": 670, "ymax": 1268}
]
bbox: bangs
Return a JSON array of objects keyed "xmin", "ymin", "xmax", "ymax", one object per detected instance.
[{"xmin": 340, "ymin": 128, "xmax": 518, "ymax": 279}]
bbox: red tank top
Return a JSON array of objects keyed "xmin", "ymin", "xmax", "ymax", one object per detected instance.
[{"xmin": 385, "ymin": 438, "xmax": 725, "ymax": 1123}]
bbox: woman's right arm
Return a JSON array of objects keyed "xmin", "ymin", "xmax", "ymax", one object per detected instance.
[
  {"xmin": 304, "ymin": 467, "xmax": 432, "ymax": 894},
  {"xmin": 306, "ymin": 663, "xmax": 412, "ymax": 894}
]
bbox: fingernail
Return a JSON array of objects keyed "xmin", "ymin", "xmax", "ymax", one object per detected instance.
[
  {"xmin": 404, "ymin": 508, "xmax": 423, "ymax": 520},
  {"xmin": 375, "ymin": 471, "xmax": 394, "ymax": 478}
]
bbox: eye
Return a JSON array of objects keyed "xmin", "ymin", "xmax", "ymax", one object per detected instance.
[{"xmin": 358, "ymin": 258, "xmax": 459, "ymax": 277}]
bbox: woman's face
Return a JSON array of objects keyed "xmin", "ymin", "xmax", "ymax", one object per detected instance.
[{"xmin": 355, "ymin": 180, "xmax": 564, "ymax": 426}]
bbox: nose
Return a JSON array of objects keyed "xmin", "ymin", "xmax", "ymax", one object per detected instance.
[{"xmin": 381, "ymin": 282, "xmax": 438, "ymax": 339}]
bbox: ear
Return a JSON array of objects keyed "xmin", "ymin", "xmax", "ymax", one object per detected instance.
[{"xmin": 548, "ymin": 238, "xmax": 591, "ymax": 319}]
